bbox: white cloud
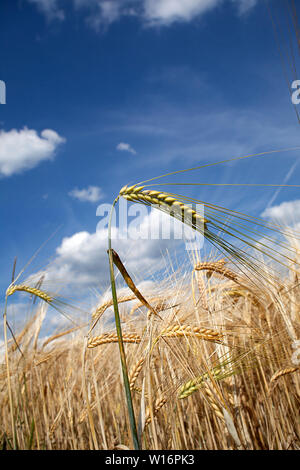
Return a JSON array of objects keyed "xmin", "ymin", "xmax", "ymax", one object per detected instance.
[
  {"xmin": 261, "ymin": 200, "xmax": 300, "ymax": 226},
  {"xmin": 116, "ymin": 142, "xmax": 137, "ymax": 155},
  {"xmin": 26, "ymin": 0, "xmax": 257, "ymax": 28},
  {"xmin": 97, "ymin": 1, "xmax": 121, "ymax": 24},
  {"xmin": 43, "ymin": 207, "xmax": 198, "ymax": 289},
  {"xmin": 85, "ymin": 0, "xmax": 122, "ymax": 30},
  {"xmin": 27, "ymin": 0, "xmax": 65, "ymax": 21},
  {"xmin": 143, "ymin": 0, "xmax": 221, "ymax": 25},
  {"xmin": 0, "ymin": 127, "xmax": 65, "ymax": 177},
  {"xmin": 233, "ymin": 0, "xmax": 257, "ymax": 16},
  {"xmin": 69, "ymin": 185, "xmax": 104, "ymax": 202}
]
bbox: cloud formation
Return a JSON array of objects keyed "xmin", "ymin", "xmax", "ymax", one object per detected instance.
[
  {"xmin": 0, "ymin": 127, "xmax": 65, "ymax": 177},
  {"xmin": 69, "ymin": 185, "xmax": 104, "ymax": 202},
  {"xmin": 27, "ymin": 0, "xmax": 65, "ymax": 21},
  {"xmin": 43, "ymin": 207, "xmax": 199, "ymax": 289},
  {"xmin": 261, "ymin": 199, "xmax": 300, "ymax": 226},
  {"xmin": 144, "ymin": 0, "xmax": 221, "ymax": 25},
  {"xmin": 116, "ymin": 142, "xmax": 137, "ymax": 155},
  {"xmin": 26, "ymin": 0, "xmax": 257, "ymax": 28}
]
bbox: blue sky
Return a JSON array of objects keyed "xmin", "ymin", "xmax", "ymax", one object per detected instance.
[{"xmin": 1, "ymin": 0, "xmax": 300, "ymax": 330}]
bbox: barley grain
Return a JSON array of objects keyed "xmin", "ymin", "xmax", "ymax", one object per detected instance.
[
  {"xmin": 87, "ymin": 333, "xmax": 141, "ymax": 348},
  {"xmin": 6, "ymin": 284, "xmax": 53, "ymax": 303}
]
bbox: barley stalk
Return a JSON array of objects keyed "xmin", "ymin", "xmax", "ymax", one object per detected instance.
[
  {"xmin": 131, "ymin": 386, "xmax": 149, "ymax": 397},
  {"xmin": 179, "ymin": 365, "xmax": 224, "ymax": 399},
  {"xmin": 268, "ymin": 366, "xmax": 299, "ymax": 395},
  {"xmin": 107, "ymin": 197, "xmax": 140, "ymax": 450},
  {"xmin": 194, "ymin": 270, "xmax": 208, "ymax": 309},
  {"xmin": 144, "ymin": 396, "xmax": 167, "ymax": 427},
  {"xmin": 92, "ymin": 294, "xmax": 137, "ymax": 321},
  {"xmin": 78, "ymin": 401, "xmax": 97, "ymax": 424},
  {"xmin": 202, "ymin": 382, "xmax": 225, "ymax": 421},
  {"xmin": 129, "ymin": 357, "xmax": 146, "ymax": 390},
  {"xmin": 6, "ymin": 284, "xmax": 53, "ymax": 303},
  {"xmin": 178, "ymin": 353, "xmax": 245, "ymax": 400},
  {"xmin": 120, "ymin": 185, "xmax": 209, "ymax": 228},
  {"xmin": 160, "ymin": 324, "xmax": 223, "ymax": 343},
  {"xmin": 130, "ymin": 298, "xmax": 171, "ymax": 316},
  {"xmin": 119, "ymin": 175, "xmax": 300, "ymax": 291},
  {"xmin": 270, "ymin": 366, "xmax": 299, "ymax": 384},
  {"xmin": 87, "ymin": 333, "xmax": 141, "ymax": 348},
  {"xmin": 194, "ymin": 261, "xmax": 239, "ymax": 283}
]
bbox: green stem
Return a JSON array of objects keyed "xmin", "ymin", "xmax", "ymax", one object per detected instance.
[
  {"xmin": 107, "ymin": 197, "xmax": 140, "ymax": 450},
  {"xmin": 3, "ymin": 296, "xmax": 17, "ymax": 449}
]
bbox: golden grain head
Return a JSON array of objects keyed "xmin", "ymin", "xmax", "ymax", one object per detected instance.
[
  {"xmin": 160, "ymin": 324, "xmax": 223, "ymax": 343},
  {"xmin": 87, "ymin": 333, "xmax": 141, "ymax": 348},
  {"xmin": 119, "ymin": 185, "xmax": 209, "ymax": 226},
  {"xmin": 6, "ymin": 284, "xmax": 53, "ymax": 303}
]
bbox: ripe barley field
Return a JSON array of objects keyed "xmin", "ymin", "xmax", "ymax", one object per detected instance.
[{"xmin": 1, "ymin": 250, "xmax": 299, "ymax": 450}]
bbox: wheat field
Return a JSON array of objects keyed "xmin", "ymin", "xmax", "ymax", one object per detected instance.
[{"xmin": 1, "ymin": 247, "xmax": 299, "ymax": 450}]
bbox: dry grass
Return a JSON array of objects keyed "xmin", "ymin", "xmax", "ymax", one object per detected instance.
[{"xmin": 1, "ymin": 245, "xmax": 299, "ymax": 450}]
